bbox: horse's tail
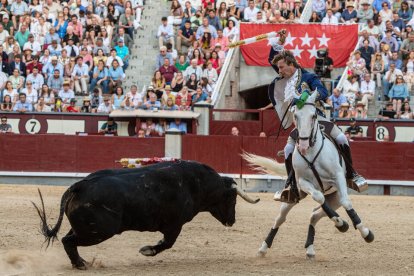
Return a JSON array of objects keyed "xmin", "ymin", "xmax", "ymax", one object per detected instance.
[
  {"xmin": 242, "ymin": 151, "xmax": 287, "ymax": 177},
  {"xmin": 31, "ymin": 188, "xmax": 71, "ymax": 248}
]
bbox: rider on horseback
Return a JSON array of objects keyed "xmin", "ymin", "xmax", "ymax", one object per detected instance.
[{"xmin": 260, "ymin": 30, "xmax": 367, "ymax": 203}]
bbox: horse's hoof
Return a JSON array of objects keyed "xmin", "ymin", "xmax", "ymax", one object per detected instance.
[
  {"xmin": 336, "ymin": 220, "xmax": 349, "ymax": 233},
  {"xmin": 139, "ymin": 246, "xmax": 157, "ymax": 256},
  {"xmin": 257, "ymin": 250, "xmax": 267, "ymax": 258},
  {"xmin": 306, "ymin": 254, "xmax": 315, "ymax": 260},
  {"xmin": 364, "ymin": 230, "xmax": 374, "ymax": 243}
]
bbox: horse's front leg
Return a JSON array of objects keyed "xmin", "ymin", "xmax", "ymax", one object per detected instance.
[
  {"xmin": 257, "ymin": 202, "xmax": 296, "ymax": 257},
  {"xmin": 304, "ymin": 192, "xmax": 345, "ymax": 259}
]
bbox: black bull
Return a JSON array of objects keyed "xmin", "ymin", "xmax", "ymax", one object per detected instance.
[{"xmin": 33, "ymin": 161, "xmax": 259, "ymax": 269}]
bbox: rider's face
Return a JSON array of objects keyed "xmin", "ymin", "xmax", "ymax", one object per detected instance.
[{"xmin": 277, "ymin": 59, "xmax": 295, "ymax": 78}]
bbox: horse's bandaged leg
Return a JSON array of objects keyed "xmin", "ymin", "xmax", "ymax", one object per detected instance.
[
  {"xmin": 304, "ymin": 225, "xmax": 315, "ymax": 248},
  {"xmin": 321, "ymin": 201, "xmax": 345, "ymax": 228},
  {"xmin": 346, "ymin": 208, "xmax": 374, "ymax": 243},
  {"xmin": 346, "ymin": 208, "xmax": 361, "ymax": 229},
  {"xmin": 264, "ymin": 228, "xmax": 279, "ymax": 248}
]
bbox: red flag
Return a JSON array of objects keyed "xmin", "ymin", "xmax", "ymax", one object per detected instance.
[{"xmin": 239, "ymin": 23, "xmax": 358, "ymax": 68}]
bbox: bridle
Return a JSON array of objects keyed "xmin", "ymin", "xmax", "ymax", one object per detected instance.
[{"xmin": 297, "ymin": 103, "xmax": 319, "ymax": 148}]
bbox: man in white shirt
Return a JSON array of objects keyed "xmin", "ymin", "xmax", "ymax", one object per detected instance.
[
  {"xmin": 0, "ymin": 24, "xmax": 9, "ymax": 45},
  {"xmin": 58, "ymin": 80, "xmax": 75, "ymax": 108},
  {"xmin": 71, "ymin": 56, "xmax": 90, "ymax": 95},
  {"xmin": 157, "ymin": 16, "xmax": 175, "ymax": 49},
  {"xmin": 125, "ymin": 84, "xmax": 144, "ymax": 108},
  {"xmin": 383, "ymin": 63, "xmax": 402, "ymax": 100},
  {"xmin": 184, "ymin": 59, "xmax": 203, "ymax": 81},
  {"xmin": 321, "ymin": 9, "xmax": 338, "ymax": 24},
  {"xmin": 359, "ymin": 73, "xmax": 375, "ymax": 111},
  {"xmin": 106, "ymin": 49, "xmax": 124, "ymax": 68},
  {"xmin": 243, "ymin": 0, "xmax": 259, "ymax": 22},
  {"xmin": 25, "ymin": 67, "xmax": 44, "ymax": 92},
  {"xmin": 97, "ymin": 96, "xmax": 114, "ymax": 113},
  {"xmin": 64, "ymin": 37, "xmax": 79, "ymax": 58},
  {"xmin": 251, "ymin": 11, "xmax": 267, "ymax": 23},
  {"xmin": 23, "ymin": 34, "xmax": 42, "ymax": 56}
]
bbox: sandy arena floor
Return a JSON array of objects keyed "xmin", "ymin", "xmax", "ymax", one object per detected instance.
[{"xmin": 0, "ymin": 184, "xmax": 413, "ymax": 276}]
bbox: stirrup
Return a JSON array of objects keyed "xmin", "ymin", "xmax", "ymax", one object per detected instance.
[
  {"xmin": 347, "ymin": 175, "xmax": 368, "ymax": 193},
  {"xmin": 273, "ymin": 188, "xmax": 299, "ymax": 203}
]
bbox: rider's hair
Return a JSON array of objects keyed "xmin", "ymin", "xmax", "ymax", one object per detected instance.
[{"xmin": 271, "ymin": 50, "xmax": 300, "ymax": 69}]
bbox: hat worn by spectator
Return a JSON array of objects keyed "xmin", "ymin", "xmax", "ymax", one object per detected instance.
[
  {"xmin": 2, "ymin": 14, "xmax": 9, "ymax": 19},
  {"xmin": 215, "ymin": 43, "xmax": 222, "ymax": 48},
  {"xmin": 350, "ymin": 118, "xmax": 356, "ymax": 122},
  {"xmin": 70, "ymin": 98, "xmax": 77, "ymax": 103},
  {"xmin": 356, "ymin": 102, "xmax": 365, "ymax": 107},
  {"xmin": 147, "ymin": 85, "xmax": 155, "ymax": 91},
  {"xmin": 360, "ymin": 0, "xmax": 370, "ymax": 5},
  {"xmin": 118, "ymin": 38, "xmax": 124, "ymax": 43},
  {"xmin": 294, "ymin": 0, "xmax": 301, "ymax": 2},
  {"xmin": 346, "ymin": 1, "xmax": 355, "ymax": 7},
  {"xmin": 165, "ymin": 85, "xmax": 172, "ymax": 90},
  {"xmin": 228, "ymin": 0, "xmax": 235, "ymax": 7},
  {"xmin": 51, "ymin": 56, "xmax": 58, "ymax": 61},
  {"xmin": 63, "ymin": 80, "xmax": 70, "ymax": 86},
  {"xmin": 83, "ymin": 97, "xmax": 90, "ymax": 102}
]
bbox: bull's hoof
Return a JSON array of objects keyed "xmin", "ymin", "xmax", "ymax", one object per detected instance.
[
  {"xmin": 336, "ymin": 220, "xmax": 349, "ymax": 233},
  {"xmin": 139, "ymin": 246, "xmax": 157, "ymax": 256},
  {"xmin": 72, "ymin": 260, "xmax": 88, "ymax": 270},
  {"xmin": 364, "ymin": 230, "xmax": 374, "ymax": 243}
]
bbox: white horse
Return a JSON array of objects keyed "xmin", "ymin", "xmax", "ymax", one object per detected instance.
[{"xmin": 243, "ymin": 91, "xmax": 374, "ymax": 259}]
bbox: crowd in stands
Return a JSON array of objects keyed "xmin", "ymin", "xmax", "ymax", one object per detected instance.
[{"xmin": 324, "ymin": 0, "xmax": 414, "ymax": 120}]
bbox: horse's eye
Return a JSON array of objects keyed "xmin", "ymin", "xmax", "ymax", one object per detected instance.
[{"xmin": 312, "ymin": 114, "xmax": 317, "ymax": 119}]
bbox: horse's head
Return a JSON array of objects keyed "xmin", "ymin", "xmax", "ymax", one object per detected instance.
[{"xmin": 294, "ymin": 91, "xmax": 318, "ymax": 155}]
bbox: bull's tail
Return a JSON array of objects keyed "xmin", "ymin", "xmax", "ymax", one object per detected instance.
[
  {"xmin": 31, "ymin": 188, "xmax": 71, "ymax": 248},
  {"xmin": 242, "ymin": 152, "xmax": 287, "ymax": 177}
]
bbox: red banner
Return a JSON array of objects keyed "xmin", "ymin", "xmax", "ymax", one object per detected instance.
[{"xmin": 239, "ymin": 24, "xmax": 358, "ymax": 68}]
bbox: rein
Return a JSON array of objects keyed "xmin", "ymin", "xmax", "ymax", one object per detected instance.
[{"xmin": 297, "ymin": 103, "xmax": 318, "ymax": 147}]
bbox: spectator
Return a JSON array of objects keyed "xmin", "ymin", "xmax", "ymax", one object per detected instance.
[
  {"xmin": 372, "ymin": 0, "xmax": 391, "ymax": 13},
  {"xmin": 106, "ymin": 49, "xmax": 124, "ymax": 69},
  {"xmin": 196, "ymin": 17, "xmax": 218, "ymax": 40},
  {"xmin": 358, "ymin": 73, "xmax": 376, "ymax": 112},
  {"xmin": 21, "ymin": 80, "xmax": 38, "ymax": 105},
  {"xmin": 381, "ymin": 30, "xmax": 399, "ymax": 52},
  {"xmin": 90, "ymin": 60, "xmax": 109, "ymax": 94},
  {"xmin": 353, "ymin": 102, "xmax": 367, "ymax": 119},
  {"xmin": 362, "ymin": 20, "xmax": 380, "ymax": 39},
  {"xmin": 112, "ymin": 27, "xmax": 133, "ymax": 49},
  {"xmin": 312, "ymin": 0, "xmax": 326, "ymax": 18},
  {"xmin": 151, "ymin": 70, "xmax": 166, "ymax": 98},
  {"xmin": 383, "ymin": 63, "xmax": 403, "ymax": 100},
  {"xmin": 8, "ymin": 68, "xmax": 24, "ymax": 91},
  {"xmin": 347, "ymin": 51, "xmax": 367, "ymax": 77},
  {"xmin": 23, "ymin": 34, "xmax": 41, "ymax": 57},
  {"xmin": 231, "ymin": 126, "xmax": 239, "ymax": 136},
  {"xmin": 140, "ymin": 118, "xmax": 156, "ymax": 136},
  {"xmin": 90, "ymin": 88, "xmax": 103, "ymax": 112},
  {"xmin": 13, "ymin": 92, "xmax": 33, "ymax": 112},
  {"xmin": 177, "ymin": 20, "xmax": 194, "ymax": 54},
  {"xmin": 357, "ymin": 0, "xmax": 373, "ymax": 24},
  {"xmin": 108, "ymin": 59, "xmax": 124, "ymax": 94},
  {"xmin": 43, "ymin": 56, "xmax": 64, "ymax": 78},
  {"xmin": 171, "ymin": 71, "xmax": 185, "ymax": 93},
  {"xmin": 322, "ymin": 9, "xmax": 339, "ymax": 24},
  {"xmin": 58, "ymin": 80, "xmax": 75, "ymax": 109},
  {"xmin": 398, "ymin": 2, "xmax": 412, "ymax": 24},
  {"xmin": 1, "ymin": 95, "xmax": 13, "ymax": 111},
  {"xmin": 184, "ymin": 59, "xmax": 203, "ymax": 81},
  {"xmin": 223, "ymin": 19, "xmax": 239, "ymax": 41},
  {"xmin": 126, "ymin": 85, "xmax": 143, "ymax": 109},
  {"xmin": 398, "ymin": 101, "xmax": 413, "ymax": 119},
  {"xmin": 392, "ymin": 12, "xmax": 405, "ymax": 33},
  {"xmin": 65, "ymin": 98, "xmax": 79, "ymax": 112},
  {"xmin": 389, "ymin": 52, "xmax": 403, "ymax": 70},
  {"xmin": 340, "ymin": 2, "xmax": 357, "ymax": 23},
  {"xmin": 178, "ymin": 96, "xmax": 191, "ymax": 110},
  {"xmin": 192, "ymin": 86, "xmax": 208, "ymax": 104},
  {"xmin": 156, "ymin": 46, "xmax": 173, "ymax": 69},
  {"xmin": 169, "ymin": 118, "xmax": 187, "ymax": 133},
  {"xmin": 99, "ymin": 118, "xmax": 118, "ymax": 134},
  {"xmin": 0, "ymin": 24, "xmax": 9, "ymax": 46},
  {"xmin": 0, "ymin": 68, "xmax": 7, "ymax": 91},
  {"xmin": 137, "ymin": 128, "xmax": 146, "ymax": 137},
  {"xmin": 243, "ymin": 0, "xmax": 259, "ymax": 22},
  {"xmin": 338, "ymin": 103, "xmax": 352, "ymax": 118},
  {"xmin": 0, "ymin": 55, "xmax": 10, "ymax": 75},
  {"xmin": 202, "ymin": 61, "xmax": 218, "ymax": 85},
  {"xmin": 163, "ymin": 97, "xmax": 179, "ymax": 110},
  {"xmin": 26, "ymin": 55, "xmax": 43, "ymax": 76},
  {"xmin": 345, "ymin": 118, "xmax": 363, "ymax": 138},
  {"xmin": 0, "ymin": 115, "xmax": 12, "ymax": 133},
  {"xmin": 328, "ymin": 88, "xmax": 347, "ymax": 118},
  {"xmin": 358, "ymin": 39, "xmax": 375, "ymax": 71},
  {"xmin": 118, "ymin": 7, "xmax": 135, "ymax": 39},
  {"xmin": 71, "ymin": 56, "xmax": 89, "ymax": 96},
  {"xmin": 400, "ymin": 32, "xmax": 414, "ymax": 59},
  {"xmin": 115, "ymin": 38, "xmax": 130, "ymax": 71},
  {"xmin": 235, "ymin": 0, "xmax": 247, "ymax": 14},
  {"xmin": 207, "ymin": 9, "xmax": 222, "ymax": 30},
  {"xmin": 161, "ymin": 85, "xmax": 176, "ymax": 105},
  {"xmin": 2, "ymin": 81, "xmax": 18, "ymax": 103},
  {"xmin": 389, "ymin": 75, "xmax": 409, "ymax": 111},
  {"xmin": 97, "ymin": 96, "xmax": 114, "ymax": 114},
  {"xmin": 112, "ymin": 86, "xmax": 126, "ymax": 110},
  {"xmin": 157, "ymin": 16, "xmax": 174, "ymax": 49},
  {"xmin": 378, "ymin": 102, "xmax": 396, "ymax": 119},
  {"xmin": 26, "ymin": 67, "xmax": 44, "ymax": 92},
  {"xmin": 371, "ymin": 53, "xmax": 385, "ymax": 88},
  {"xmin": 270, "ymin": 10, "xmax": 288, "ymax": 23},
  {"xmin": 143, "ymin": 93, "xmax": 161, "ymax": 110},
  {"xmin": 403, "ymin": 50, "xmax": 414, "ymax": 89},
  {"xmin": 175, "ymin": 55, "xmax": 189, "ymax": 73},
  {"xmin": 159, "ymin": 57, "xmax": 178, "ymax": 85},
  {"xmin": 81, "ymin": 97, "xmax": 92, "ymax": 113},
  {"xmin": 154, "ymin": 118, "xmax": 168, "ymax": 136},
  {"xmin": 199, "ymin": 31, "xmax": 213, "ymax": 55},
  {"xmin": 39, "ymin": 84, "xmax": 55, "ymax": 108},
  {"xmin": 120, "ymin": 96, "xmax": 134, "ymax": 110},
  {"xmin": 9, "ymin": 54, "xmax": 26, "ymax": 77},
  {"xmin": 47, "ymin": 69, "xmax": 64, "ymax": 94},
  {"xmin": 343, "ymin": 74, "xmax": 359, "ymax": 107},
  {"xmin": 379, "ymin": 2, "xmax": 393, "ymax": 22}
]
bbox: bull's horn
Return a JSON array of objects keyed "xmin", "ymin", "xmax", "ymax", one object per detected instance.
[{"xmin": 232, "ymin": 184, "xmax": 260, "ymax": 204}]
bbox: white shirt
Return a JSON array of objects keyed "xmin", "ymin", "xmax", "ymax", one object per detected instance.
[
  {"xmin": 23, "ymin": 41, "xmax": 42, "ymax": 56},
  {"xmin": 184, "ymin": 65, "xmax": 203, "ymax": 81},
  {"xmin": 21, "ymin": 88, "xmax": 38, "ymax": 104},
  {"xmin": 360, "ymin": 80, "xmax": 375, "ymax": 95},
  {"xmin": 64, "ymin": 45, "xmax": 80, "ymax": 57},
  {"xmin": 26, "ymin": 73, "xmax": 44, "ymax": 91},
  {"xmin": 0, "ymin": 29, "xmax": 9, "ymax": 45},
  {"xmin": 71, "ymin": 63, "xmax": 89, "ymax": 78},
  {"xmin": 321, "ymin": 15, "xmax": 338, "ymax": 24},
  {"xmin": 126, "ymin": 91, "xmax": 143, "ymax": 107},
  {"xmin": 58, "ymin": 89, "xmax": 75, "ymax": 103},
  {"xmin": 106, "ymin": 56, "xmax": 124, "ymax": 67},
  {"xmin": 243, "ymin": 7, "xmax": 259, "ymax": 21},
  {"xmin": 97, "ymin": 103, "xmax": 114, "ymax": 113},
  {"xmin": 157, "ymin": 24, "xmax": 174, "ymax": 39},
  {"xmin": 384, "ymin": 69, "xmax": 403, "ymax": 83}
]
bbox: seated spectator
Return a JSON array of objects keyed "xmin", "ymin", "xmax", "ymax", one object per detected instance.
[
  {"xmin": 381, "ymin": 30, "xmax": 399, "ymax": 53},
  {"xmin": 200, "ymin": 77, "xmax": 213, "ymax": 96},
  {"xmin": 47, "ymin": 69, "xmax": 64, "ymax": 95},
  {"xmin": 64, "ymin": 37, "xmax": 79, "ymax": 58},
  {"xmin": 21, "ymin": 80, "xmax": 38, "ymax": 105},
  {"xmin": 358, "ymin": 73, "xmax": 375, "ymax": 112},
  {"xmin": 159, "ymin": 57, "xmax": 178, "ymax": 85},
  {"xmin": 196, "ymin": 17, "xmax": 218, "ymax": 40},
  {"xmin": 0, "ymin": 115, "xmax": 12, "ymax": 133},
  {"xmin": 112, "ymin": 86, "xmax": 126, "ymax": 110},
  {"xmin": 106, "ymin": 49, "xmax": 124, "ymax": 69},
  {"xmin": 143, "ymin": 93, "xmax": 161, "ymax": 110},
  {"xmin": 99, "ymin": 118, "xmax": 118, "ymax": 134},
  {"xmin": 176, "ymin": 85, "xmax": 193, "ymax": 106},
  {"xmin": 345, "ymin": 118, "xmax": 363, "ymax": 138},
  {"xmin": 118, "ymin": 7, "xmax": 135, "ymax": 39},
  {"xmin": 383, "ymin": 63, "xmax": 402, "ymax": 100},
  {"xmin": 403, "ymin": 50, "xmax": 414, "ymax": 89},
  {"xmin": 13, "ymin": 92, "xmax": 33, "ymax": 112},
  {"xmin": 81, "ymin": 97, "xmax": 93, "ymax": 113},
  {"xmin": 90, "ymin": 60, "xmax": 109, "ymax": 94},
  {"xmin": 1, "ymin": 95, "xmax": 13, "ymax": 111},
  {"xmin": 207, "ymin": 9, "xmax": 222, "ymax": 31},
  {"xmin": 185, "ymin": 73, "xmax": 198, "ymax": 91},
  {"xmin": 270, "ymin": 10, "xmax": 288, "ymax": 23},
  {"xmin": 163, "ymin": 97, "xmax": 179, "ymax": 110},
  {"xmin": 115, "ymin": 38, "xmax": 130, "ymax": 70},
  {"xmin": 108, "ymin": 59, "xmax": 124, "ymax": 94},
  {"xmin": 398, "ymin": 2, "xmax": 412, "ymax": 24},
  {"xmin": 184, "ymin": 59, "xmax": 203, "ymax": 81},
  {"xmin": 65, "ymin": 98, "xmax": 80, "ymax": 113},
  {"xmin": 169, "ymin": 118, "xmax": 187, "ymax": 133},
  {"xmin": 353, "ymin": 102, "xmax": 367, "ymax": 119},
  {"xmin": 338, "ymin": 102, "xmax": 352, "ymax": 118},
  {"xmin": 0, "ymin": 25, "xmax": 9, "ymax": 46},
  {"xmin": 161, "ymin": 85, "xmax": 176, "ymax": 105},
  {"xmin": 97, "ymin": 96, "xmax": 114, "ymax": 114},
  {"xmin": 125, "ymin": 85, "xmax": 143, "ymax": 108},
  {"xmin": 389, "ymin": 75, "xmax": 409, "ymax": 111},
  {"xmin": 361, "ymin": 20, "xmax": 380, "ymax": 39},
  {"xmin": 199, "ymin": 31, "xmax": 214, "ymax": 55},
  {"xmin": 39, "ymin": 84, "xmax": 55, "ymax": 108},
  {"xmin": 398, "ymin": 101, "xmax": 413, "ymax": 119},
  {"xmin": 243, "ymin": 0, "xmax": 259, "ymax": 22},
  {"xmin": 8, "ymin": 68, "xmax": 24, "ymax": 92},
  {"xmin": 178, "ymin": 97, "xmax": 191, "ymax": 110},
  {"xmin": 43, "ymin": 56, "xmax": 64, "ymax": 78},
  {"xmin": 358, "ymin": 39, "xmax": 375, "ymax": 71},
  {"xmin": 371, "ymin": 53, "xmax": 385, "ymax": 88},
  {"xmin": 140, "ymin": 118, "xmax": 156, "ymax": 136},
  {"xmin": 192, "ymin": 86, "xmax": 208, "ymax": 105},
  {"xmin": 322, "ymin": 9, "xmax": 339, "ymax": 24},
  {"xmin": 343, "ymin": 74, "xmax": 360, "ymax": 107},
  {"xmin": 111, "ymin": 27, "xmax": 133, "ymax": 49},
  {"xmin": 26, "ymin": 67, "xmax": 44, "ymax": 92},
  {"xmin": 191, "ymin": 48, "xmax": 205, "ymax": 65},
  {"xmin": 120, "ymin": 96, "xmax": 134, "ymax": 110},
  {"xmin": 71, "ymin": 56, "xmax": 89, "ymax": 96},
  {"xmin": 347, "ymin": 51, "xmax": 367, "ymax": 77},
  {"xmin": 379, "ymin": 2, "xmax": 393, "ymax": 23},
  {"xmin": 15, "ymin": 24, "xmax": 30, "ymax": 49},
  {"xmin": 156, "ymin": 46, "xmax": 173, "ymax": 69},
  {"xmin": 9, "ymin": 55, "xmax": 26, "ymax": 77},
  {"xmin": 223, "ymin": 19, "xmax": 239, "ymax": 41},
  {"xmin": 169, "ymin": 0, "xmax": 183, "ymax": 26},
  {"xmin": 47, "ymin": 39, "xmax": 62, "ymax": 56},
  {"xmin": 171, "ymin": 71, "xmax": 185, "ymax": 92},
  {"xmin": 157, "ymin": 16, "xmax": 175, "ymax": 49},
  {"xmin": 202, "ymin": 61, "xmax": 218, "ymax": 86},
  {"xmin": 327, "ymin": 88, "xmax": 347, "ymax": 118},
  {"xmin": 2, "ymin": 81, "xmax": 18, "ymax": 104},
  {"xmin": 388, "ymin": 52, "xmax": 403, "ymax": 70},
  {"xmin": 231, "ymin": 126, "xmax": 239, "ymax": 136},
  {"xmin": 212, "ymin": 29, "xmax": 229, "ymax": 52},
  {"xmin": 177, "ymin": 20, "xmax": 194, "ymax": 54},
  {"xmin": 357, "ymin": 1, "xmax": 373, "ymax": 24},
  {"xmin": 137, "ymin": 128, "xmax": 146, "ymax": 138},
  {"xmin": 166, "ymin": 42, "xmax": 178, "ymax": 61},
  {"xmin": 151, "ymin": 70, "xmax": 166, "ymax": 99},
  {"xmin": 154, "ymin": 118, "xmax": 168, "ymax": 136},
  {"xmin": 217, "ymin": 2, "xmax": 229, "ymax": 27},
  {"xmin": 23, "ymin": 34, "xmax": 41, "ymax": 57},
  {"xmin": 378, "ymin": 102, "xmax": 397, "ymax": 119},
  {"xmin": 340, "ymin": 1, "xmax": 357, "ymax": 23}
]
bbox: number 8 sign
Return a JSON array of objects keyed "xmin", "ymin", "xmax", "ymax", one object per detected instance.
[{"xmin": 376, "ymin": 126, "xmax": 389, "ymax": 141}]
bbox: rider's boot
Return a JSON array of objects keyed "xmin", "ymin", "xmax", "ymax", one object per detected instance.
[
  {"xmin": 340, "ymin": 144, "xmax": 368, "ymax": 192},
  {"xmin": 273, "ymin": 154, "xmax": 300, "ymax": 203}
]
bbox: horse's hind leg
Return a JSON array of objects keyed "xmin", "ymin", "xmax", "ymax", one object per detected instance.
[
  {"xmin": 305, "ymin": 192, "xmax": 346, "ymax": 259},
  {"xmin": 257, "ymin": 202, "xmax": 296, "ymax": 257},
  {"xmin": 335, "ymin": 176, "xmax": 375, "ymax": 243}
]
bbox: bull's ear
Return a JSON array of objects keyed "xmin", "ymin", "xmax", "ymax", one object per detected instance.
[{"xmin": 221, "ymin": 176, "xmax": 235, "ymax": 188}]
